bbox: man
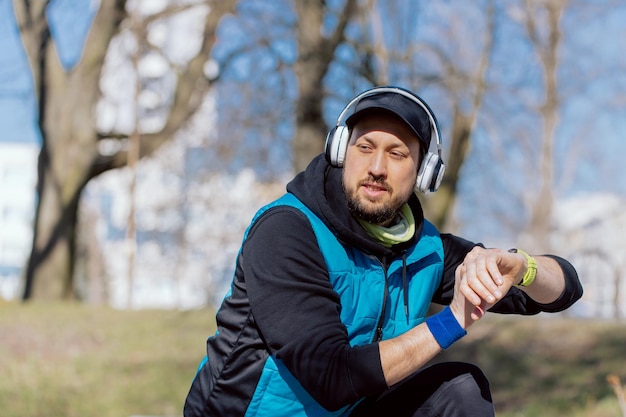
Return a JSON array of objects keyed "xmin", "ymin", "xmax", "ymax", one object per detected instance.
[{"xmin": 184, "ymin": 86, "xmax": 582, "ymax": 417}]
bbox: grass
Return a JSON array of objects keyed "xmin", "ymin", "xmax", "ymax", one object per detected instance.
[
  {"xmin": 0, "ymin": 301, "xmax": 210, "ymax": 417},
  {"xmin": 0, "ymin": 301, "xmax": 624, "ymax": 417},
  {"xmin": 442, "ymin": 314, "xmax": 626, "ymax": 417}
]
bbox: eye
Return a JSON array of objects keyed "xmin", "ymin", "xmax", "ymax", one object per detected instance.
[
  {"xmin": 356, "ymin": 142, "xmax": 373, "ymax": 152},
  {"xmin": 389, "ymin": 150, "xmax": 407, "ymax": 159}
]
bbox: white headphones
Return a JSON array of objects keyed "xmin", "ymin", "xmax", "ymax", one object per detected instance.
[{"xmin": 324, "ymin": 86, "xmax": 445, "ymax": 193}]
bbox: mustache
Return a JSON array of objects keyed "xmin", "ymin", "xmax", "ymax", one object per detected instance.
[{"xmin": 359, "ymin": 176, "xmax": 392, "ymax": 190}]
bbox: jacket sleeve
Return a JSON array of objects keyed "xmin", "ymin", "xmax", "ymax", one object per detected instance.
[
  {"xmin": 242, "ymin": 206, "xmax": 388, "ymax": 411},
  {"xmin": 431, "ymin": 233, "xmax": 479, "ymax": 305},
  {"xmin": 435, "ymin": 234, "xmax": 583, "ymax": 315}
]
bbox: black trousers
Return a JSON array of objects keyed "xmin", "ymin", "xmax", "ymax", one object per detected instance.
[{"xmin": 350, "ymin": 362, "xmax": 495, "ymax": 417}]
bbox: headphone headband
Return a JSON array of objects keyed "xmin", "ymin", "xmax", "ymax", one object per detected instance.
[{"xmin": 333, "ymin": 86, "xmax": 442, "ymax": 158}]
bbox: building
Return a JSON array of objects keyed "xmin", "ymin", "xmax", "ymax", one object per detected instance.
[
  {"xmin": 0, "ymin": 140, "xmax": 38, "ymax": 299},
  {"xmin": 81, "ymin": 133, "xmax": 285, "ymax": 310},
  {"xmin": 552, "ymin": 193, "xmax": 626, "ymax": 319}
]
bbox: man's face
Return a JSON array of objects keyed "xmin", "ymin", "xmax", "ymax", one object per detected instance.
[{"xmin": 342, "ymin": 112, "xmax": 422, "ymax": 226}]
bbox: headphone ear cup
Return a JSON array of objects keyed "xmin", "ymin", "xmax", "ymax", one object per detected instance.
[
  {"xmin": 324, "ymin": 125, "xmax": 350, "ymax": 167},
  {"xmin": 416, "ymin": 152, "xmax": 445, "ymax": 193}
]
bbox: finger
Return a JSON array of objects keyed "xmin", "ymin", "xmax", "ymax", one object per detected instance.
[
  {"xmin": 470, "ymin": 305, "xmax": 485, "ymax": 321},
  {"xmin": 463, "ymin": 258, "xmax": 499, "ymax": 305},
  {"xmin": 471, "ymin": 255, "xmax": 506, "ymax": 300},
  {"xmin": 457, "ymin": 263, "xmax": 483, "ymax": 306},
  {"xmin": 485, "ymin": 255, "xmax": 505, "ymax": 286},
  {"xmin": 480, "ymin": 256, "xmax": 505, "ymax": 297}
]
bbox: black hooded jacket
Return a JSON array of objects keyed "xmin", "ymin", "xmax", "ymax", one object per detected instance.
[{"xmin": 184, "ymin": 154, "xmax": 583, "ymax": 416}]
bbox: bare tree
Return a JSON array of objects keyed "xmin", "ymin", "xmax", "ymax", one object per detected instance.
[
  {"xmin": 15, "ymin": 0, "xmax": 236, "ymax": 300},
  {"xmin": 292, "ymin": 0, "xmax": 358, "ymax": 172},
  {"xmin": 421, "ymin": 2, "xmax": 496, "ymax": 229}
]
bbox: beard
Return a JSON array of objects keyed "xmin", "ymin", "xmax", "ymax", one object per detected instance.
[{"xmin": 343, "ymin": 177, "xmax": 409, "ymax": 226}]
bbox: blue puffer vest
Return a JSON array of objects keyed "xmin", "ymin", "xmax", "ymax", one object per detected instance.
[{"xmin": 243, "ymin": 193, "xmax": 444, "ymax": 417}]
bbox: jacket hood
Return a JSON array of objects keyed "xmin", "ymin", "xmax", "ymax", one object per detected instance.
[{"xmin": 286, "ymin": 153, "xmax": 425, "ymax": 259}]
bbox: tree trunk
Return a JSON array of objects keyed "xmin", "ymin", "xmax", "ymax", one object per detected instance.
[
  {"xmin": 423, "ymin": 108, "xmax": 473, "ymax": 229},
  {"xmin": 24, "ymin": 160, "xmax": 85, "ymax": 299},
  {"xmin": 292, "ymin": 0, "xmax": 357, "ymax": 173},
  {"xmin": 521, "ymin": 0, "xmax": 565, "ymax": 252},
  {"xmin": 17, "ymin": 0, "xmax": 122, "ymax": 300}
]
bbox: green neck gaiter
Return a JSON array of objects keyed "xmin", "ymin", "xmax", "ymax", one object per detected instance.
[{"xmin": 358, "ymin": 203, "xmax": 415, "ymax": 248}]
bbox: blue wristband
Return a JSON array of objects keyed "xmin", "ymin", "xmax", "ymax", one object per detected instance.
[{"xmin": 425, "ymin": 306, "xmax": 467, "ymax": 349}]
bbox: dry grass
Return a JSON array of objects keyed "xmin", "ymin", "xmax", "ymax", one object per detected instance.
[
  {"xmin": 0, "ymin": 301, "xmax": 211, "ymax": 417},
  {"xmin": 1, "ymin": 301, "xmax": 625, "ymax": 417},
  {"xmin": 607, "ymin": 374, "xmax": 626, "ymax": 417},
  {"xmin": 442, "ymin": 314, "xmax": 626, "ymax": 416}
]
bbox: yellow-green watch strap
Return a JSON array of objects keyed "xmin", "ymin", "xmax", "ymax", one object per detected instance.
[{"xmin": 509, "ymin": 248, "xmax": 537, "ymax": 287}]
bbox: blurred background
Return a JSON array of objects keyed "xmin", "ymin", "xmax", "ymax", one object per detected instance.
[
  {"xmin": 1, "ymin": 1, "xmax": 626, "ymax": 416},
  {"xmin": 2, "ymin": 0, "xmax": 625, "ymax": 316}
]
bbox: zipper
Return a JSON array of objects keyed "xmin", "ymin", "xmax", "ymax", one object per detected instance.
[
  {"xmin": 401, "ymin": 251, "xmax": 409, "ymax": 324},
  {"xmin": 372, "ymin": 258, "xmax": 389, "ymax": 342}
]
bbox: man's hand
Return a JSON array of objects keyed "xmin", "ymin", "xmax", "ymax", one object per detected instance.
[{"xmin": 450, "ymin": 247, "xmax": 526, "ymax": 326}]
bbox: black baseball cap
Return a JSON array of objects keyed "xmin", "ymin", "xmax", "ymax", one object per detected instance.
[{"xmin": 345, "ymin": 90, "xmax": 432, "ymax": 150}]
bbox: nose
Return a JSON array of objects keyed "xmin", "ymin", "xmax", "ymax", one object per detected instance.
[{"xmin": 368, "ymin": 151, "xmax": 387, "ymax": 179}]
